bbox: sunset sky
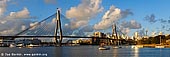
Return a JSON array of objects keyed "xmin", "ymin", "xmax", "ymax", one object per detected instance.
[{"xmin": 0, "ymin": 0, "xmax": 170, "ymax": 37}]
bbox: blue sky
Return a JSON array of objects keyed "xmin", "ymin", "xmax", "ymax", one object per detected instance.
[{"xmin": 1, "ymin": 0, "xmax": 170, "ymax": 37}]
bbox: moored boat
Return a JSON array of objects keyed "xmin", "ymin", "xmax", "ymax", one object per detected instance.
[
  {"xmin": 9, "ymin": 43, "xmax": 16, "ymax": 48},
  {"xmin": 16, "ymin": 44, "xmax": 24, "ymax": 47},
  {"xmin": 113, "ymin": 46, "xmax": 122, "ymax": 49},
  {"xmin": 27, "ymin": 44, "xmax": 41, "ymax": 47},
  {"xmin": 98, "ymin": 42, "xmax": 110, "ymax": 50},
  {"xmin": 99, "ymin": 47, "xmax": 110, "ymax": 50},
  {"xmin": 155, "ymin": 45, "xmax": 165, "ymax": 48}
]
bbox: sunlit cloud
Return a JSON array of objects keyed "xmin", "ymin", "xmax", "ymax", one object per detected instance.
[
  {"xmin": 0, "ymin": 7, "xmax": 33, "ymax": 36},
  {"xmin": 6, "ymin": 7, "xmax": 31, "ymax": 19},
  {"xmin": 66, "ymin": 0, "xmax": 103, "ymax": 29},
  {"xmin": 94, "ymin": 5, "xmax": 133, "ymax": 30}
]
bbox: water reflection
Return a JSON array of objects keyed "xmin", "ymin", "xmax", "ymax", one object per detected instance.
[
  {"xmin": 1, "ymin": 46, "xmax": 170, "ymax": 57},
  {"xmin": 113, "ymin": 48, "xmax": 118, "ymax": 57},
  {"xmin": 133, "ymin": 48, "xmax": 139, "ymax": 57}
]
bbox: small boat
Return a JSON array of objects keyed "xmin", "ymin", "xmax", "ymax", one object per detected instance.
[
  {"xmin": 131, "ymin": 45, "xmax": 138, "ymax": 49},
  {"xmin": 27, "ymin": 44, "xmax": 41, "ymax": 47},
  {"xmin": 9, "ymin": 43, "xmax": 16, "ymax": 48},
  {"xmin": 98, "ymin": 43, "xmax": 110, "ymax": 50},
  {"xmin": 155, "ymin": 45, "xmax": 165, "ymax": 48},
  {"xmin": 131, "ymin": 45, "xmax": 143, "ymax": 49},
  {"xmin": 99, "ymin": 47, "xmax": 110, "ymax": 50},
  {"xmin": 113, "ymin": 46, "xmax": 122, "ymax": 49},
  {"xmin": 16, "ymin": 44, "xmax": 24, "ymax": 47}
]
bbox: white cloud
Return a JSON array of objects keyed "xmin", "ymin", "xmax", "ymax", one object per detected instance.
[
  {"xmin": 94, "ymin": 5, "xmax": 133, "ymax": 30},
  {"xmin": 121, "ymin": 20, "xmax": 141, "ymax": 29},
  {"xmin": 6, "ymin": 7, "xmax": 31, "ymax": 19},
  {"xmin": 70, "ymin": 20, "xmax": 88, "ymax": 29},
  {"xmin": 121, "ymin": 28, "xmax": 130, "ymax": 34},
  {"xmin": 118, "ymin": 20, "xmax": 142, "ymax": 35},
  {"xmin": 0, "ymin": 7, "xmax": 33, "ymax": 36},
  {"xmin": 66, "ymin": 0, "xmax": 103, "ymax": 29},
  {"xmin": 94, "ymin": 6, "xmax": 121, "ymax": 30},
  {"xmin": 29, "ymin": 22, "xmax": 38, "ymax": 30},
  {"xmin": 51, "ymin": 18, "xmax": 56, "ymax": 23},
  {"xmin": 0, "ymin": 0, "xmax": 9, "ymax": 16},
  {"xmin": 0, "ymin": 19, "xmax": 32, "ymax": 36},
  {"xmin": 21, "ymin": 25, "xmax": 26, "ymax": 30},
  {"xmin": 0, "ymin": 29, "xmax": 14, "ymax": 35}
]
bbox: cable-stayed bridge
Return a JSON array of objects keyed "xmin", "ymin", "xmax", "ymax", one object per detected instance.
[{"xmin": 0, "ymin": 9, "xmax": 126, "ymax": 46}]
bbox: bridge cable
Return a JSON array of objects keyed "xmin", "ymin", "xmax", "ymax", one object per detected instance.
[{"xmin": 14, "ymin": 13, "xmax": 56, "ymax": 36}]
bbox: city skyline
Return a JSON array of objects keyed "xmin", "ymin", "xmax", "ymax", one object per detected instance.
[{"xmin": 0, "ymin": 0, "xmax": 170, "ymax": 37}]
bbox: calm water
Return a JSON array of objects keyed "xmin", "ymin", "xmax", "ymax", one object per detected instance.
[{"xmin": 0, "ymin": 46, "xmax": 170, "ymax": 57}]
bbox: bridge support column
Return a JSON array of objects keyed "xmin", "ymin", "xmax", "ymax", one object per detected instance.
[{"xmin": 54, "ymin": 8, "xmax": 63, "ymax": 46}]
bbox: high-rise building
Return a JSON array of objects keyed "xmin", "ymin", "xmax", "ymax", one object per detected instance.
[{"xmin": 92, "ymin": 31, "xmax": 106, "ymax": 45}]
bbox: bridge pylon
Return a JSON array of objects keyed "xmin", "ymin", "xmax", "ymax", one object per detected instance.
[{"xmin": 54, "ymin": 8, "xmax": 63, "ymax": 46}]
